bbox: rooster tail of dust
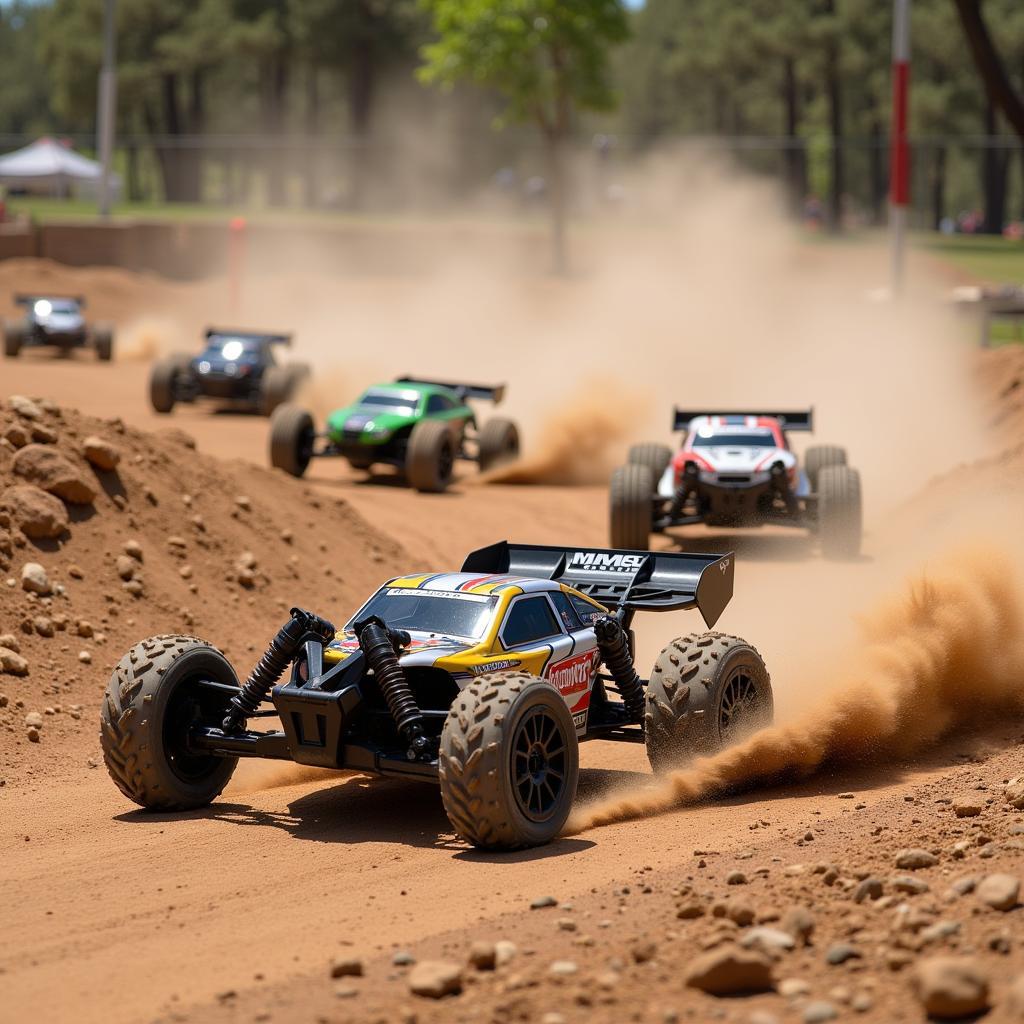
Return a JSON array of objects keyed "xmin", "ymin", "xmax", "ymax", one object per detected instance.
[{"xmin": 566, "ymin": 548, "xmax": 1024, "ymax": 834}]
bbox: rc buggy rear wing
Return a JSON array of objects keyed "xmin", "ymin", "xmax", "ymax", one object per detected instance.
[
  {"xmin": 673, "ymin": 408, "xmax": 814, "ymax": 432},
  {"xmin": 15, "ymin": 293, "xmax": 85, "ymax": 307},
  {"xmin": 462, "ymin": 541, "xmax": 734, "ymax": 628},
  {"xmin": 396, "ymin": 376, "xmax": 506, "ymax": 404},
  {"xmin": 205, "ymin": 327, "xmax": 292, "ymax": 345}
]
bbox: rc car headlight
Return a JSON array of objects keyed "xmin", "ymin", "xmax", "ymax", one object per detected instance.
[
  {"xmin": 198, "ymin": 360, "xmax": 211, "ymax": 374},
  {"xmin": 34, "ymin": 300, "xmax": 52, "ymax": 317}
]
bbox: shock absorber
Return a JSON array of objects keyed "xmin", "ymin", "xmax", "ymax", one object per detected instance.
[
  {"xmin": 669, "ymin": 462, "xmax": 699, "ymax": 521},
  {"xmin": 355, "ymin": 616, "xmax": 431, "ymax": 760},
  {"xmin": 593, "ymin": 615, "xmax": 645, "ymax": 723},
  {"xmin": 222, "ymin": 607, "xmax": 336, "ymax": 733}
]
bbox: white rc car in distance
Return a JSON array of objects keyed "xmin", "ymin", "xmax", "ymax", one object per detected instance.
[{"xmin": 610, "ymin": 409, "xmax": 862, "ymax": 558}]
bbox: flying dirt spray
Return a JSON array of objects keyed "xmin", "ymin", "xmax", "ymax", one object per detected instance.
[{"xmin": 567, "ymin": 548, "xmax": 1024, "ymax": 834}]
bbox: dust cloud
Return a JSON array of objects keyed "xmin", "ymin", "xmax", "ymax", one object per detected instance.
[{"xmin": 568, "ymin": 547, "xmax": 1024, "ymax": 834}]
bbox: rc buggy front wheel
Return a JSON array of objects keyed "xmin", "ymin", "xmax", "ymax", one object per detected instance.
[
  {"xmin": 259, "ymin": 364, "xmax": 309, "ymax": 416},
  {"xmin": 149, "ymin": 354, "xmax": 190, "ymax": 413},
  {"xmin": 92, "ymin": 326, "xmax": 114, "ymax": 362},
  {"xmin": 628, "ymin": 442, "xmax": 672, "ymax": 483},
  {"xmin": 3, "ymin": 322, "xmax": 24, "ymax": 358},
  {"xmin": 100, "ymin": 635, "xmax": 239, "ymax": 810},
  {"xmin": 439, "ymin": 672, "xmax": 580, "ymax": 850},
  {"xmin": 406, "ymin": 419, "xmax": 455, "ymax": 492},
  {"xmin": 645, "ymin": 632, "xmax": 773, "ymax": 773},
  {"xmin": 610, "ymin": 463, "xmax": 654, "ymax": 550},
  {"xmin": 269, "ymin": 403, "xmax": 315, "ymax": 477}
]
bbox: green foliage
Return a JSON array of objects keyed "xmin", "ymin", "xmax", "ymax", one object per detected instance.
[{"xmin": 418, "ymin": 0, "xmax": 629, "ymax": 135}]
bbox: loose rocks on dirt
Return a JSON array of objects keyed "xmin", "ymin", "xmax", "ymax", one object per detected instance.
[
  {"xmin": 20, "ymin": 562, "xmax": 50, "ymax": 595},
  {"xmin": 1, "ymin": 486, "xmax": 68, "ymax": 539},
  {"xmin": 896, "ymin": 848, "xmax": 938, "ymax": 870},
  {"xmin": 81, "ymin": 436, "xmax": 121, "ymax": 471},
  {"xmin": 912, "ymin": 957, "xmax": 990, "ymax": 1019},
  {"xmin": 408, "ymin": 961, "xmax": 463, "ymax": 999},
  {"xmin": 683, "ymin": 945, "xmax": 774, "ymax": 995},
  {"xmin": 12, "ymin": 445, "xmax": 96, "ymax": 504},
  {"xmin": 329, "ymin": 957, "xmax": 363, "ymax": 979},
  {"xmin": 976, "ymin": 874, "xmax": 1020, "ymax": 912},
  {"xmin": 0, "ymin": 648, "xmax": 29, "ymax": 676}
]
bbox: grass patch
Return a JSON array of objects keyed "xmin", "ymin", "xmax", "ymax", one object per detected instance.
[{"xmin": 918, "ymin": 234, "xmax": 1024, "ymax": 285}]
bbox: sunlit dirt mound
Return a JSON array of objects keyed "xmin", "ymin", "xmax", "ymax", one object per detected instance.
[{"xmin": 0, "ymin": 393, "xmax": 407, "ymax": 787}]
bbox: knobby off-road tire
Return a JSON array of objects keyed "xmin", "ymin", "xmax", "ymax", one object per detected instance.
[
  {"xmin": 645, "ymin": 632, "xmax": 773, "ymax": 774},
  {"xmin": 3, "ymin": 321, "xmax": 24, "ymax": 358},
  {"xmin": 100, "ymin": 635, "xmax": 239, "ymax": 810},
  {"xmin": 92, "ymin": 325, "xmax": 114, "ymax": 362},
  {"xmin": 259, "ymin": 363, "xmax": 309, "ymax": 417},
  {"xmin": 149, "ymin": 354, "xmax": 190, "ymax": 413},
  {"xmin": 406, "ymin": 418, "xmax": 455, "ymax": 492},
  {"xmin": 818, "ymin": 464, "xmax": 862, "ymax": 560},
  {"xmin": 610, "ymin": 463, "xmax": 654, "ymax": 550},
  {"xmin": 477, "ymin": 417, "xmax": 520, "ymax": 472},
  {"xmin": 439, "ymin": 672, "xmax": 580, "ymax": 850},
  {"xmin": 269, "ymin": 403, "xmax": 315, "ymax": 478},
  {"xmin": 628, "ymin": 442, "xmax": 673, "ymax": 484},
  {"xmin": 804, "ymin": 444, "xmax": 847, "ymax": 490}
]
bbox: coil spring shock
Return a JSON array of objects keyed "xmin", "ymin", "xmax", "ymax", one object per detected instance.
[
  {"xmin": 355, "ymin": 616, "xmax": 431, "ymax": 760},
  {"xmin": 222, "ymin": 607, "xmax": 336, "ymax": 733},
  {"xmin": 669, "ymin": 464, "xmax": 698, "ymax": 520},
  {"xmin": 594, "ymin": 615, "xmax": 645, "ymax": 723}
]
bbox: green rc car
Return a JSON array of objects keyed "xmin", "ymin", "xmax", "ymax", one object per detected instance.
[{"xmin": 269, "ymin": 376, "xmax": 520, "ymax": 492}]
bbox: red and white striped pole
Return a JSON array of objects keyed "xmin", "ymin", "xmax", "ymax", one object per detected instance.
[{"xmin": 889, "ymin": 0, "xmax": 911, "ymax": 294}]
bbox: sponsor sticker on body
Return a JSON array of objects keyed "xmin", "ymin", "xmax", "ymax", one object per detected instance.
[
  {"xmin": 568, "ymin": 551, "xmax": 645, "ymax": 574},
  {"xmin": 545, "ymin": 649, "xmax": 600, "ymax": 720}
]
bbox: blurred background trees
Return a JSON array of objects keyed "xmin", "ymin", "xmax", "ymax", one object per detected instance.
[{"xmin": 0, "ymin": 0, "xmax": 1023, "ymax": 236}]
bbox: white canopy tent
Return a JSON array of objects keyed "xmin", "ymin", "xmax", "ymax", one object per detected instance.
[{"xmin": 0, "ymin": 137, "xmax": 121, "ymax": 200}]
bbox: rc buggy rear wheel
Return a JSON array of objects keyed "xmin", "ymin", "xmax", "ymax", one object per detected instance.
[
  {"xmin": 269, "ymin": 403, "xmax": 315, "ymax": 477},
  {"xmin": 818, "ymin": 464, "xmax": 862, "ymax": 559},
  {"xmin": 4, "ymin": 322, "xmax": 24, "ymax": 358},
  {"xmin": 628, "ymin": 442, "xmax": 672, "ymax": 483},
  {"xmin": 259, "ymin": 364, "xmax": 309, "ymax": 416},
  {"xmin": 645, "ymin": 632, "xmax": 773, "ymax": 773},
  {"xmin": 440, "ymin": 672, "xmax": 580, "ymax": 850},
  {"xmin": 805, "ymin": 445, "xmax": 847, "ymax": 490},
  {"xmin": 406, "ymin": 419, "xmax": 455, "ymax": 492},
  {"xmin": 100, "ymin": 635, "xmax": 239, "ymax": 810},
  {"xmin": 149, "ymin": 354, "xmax": 190, "ymax": 413},
  {"xmin": 610, "ymin": 463, "xmax": 653, "ymax": 550},
  {"xmin": 477, "ymin": 417, "xmax": 520, "ymax": 472},
  {"xmin": 92, "ymin": 326, "xmax": 114, "ymax": 362}
]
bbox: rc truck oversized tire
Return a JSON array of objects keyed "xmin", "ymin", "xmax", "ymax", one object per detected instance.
[
  {"xmin": 269, "ymin": 403, "xmax": 315, "ymax": 478},
  {"xmin": 818, "ymin": 464, "xmax": 862, "ymax": 559},
  {"xmin": 645, "ymin": 632, "xmax": 773, "ymax": 773},
  {"xmin": 259, "ymin": 366, "xmax": 294, "ymax": 416},
  {"xmin": 477, "ymin": 417, "xmax": 520, "ymax": 472},
  {"xmin": 100, "ymin": 635, "xmax": 239, "ymax": 810},
  {"xmin": 3, "ymin": 322, "xmax": 24, "ymax": 358},
  {"xmin": 439, "ymin": 671, "xmax": 580, "ymax": 850},
  {"xmin": 406, "ymin": 418, "xmax": 455, "ymax": 492},
  {"xmin": 149, "ymin": 355, "xmax": 189, "ymax": 413},
  {"xmin": 610, "ymin": 463, "xmax": 653, "ymax": 550},
  {"xmin": 92, "ymin": 325, "xmax": 114, "ymax": 362},
  {"xmin": 628, "ymin": 442, "xmax": 672, "ymax": 483}
]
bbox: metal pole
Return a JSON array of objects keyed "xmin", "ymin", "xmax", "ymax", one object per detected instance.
[
  {"xmin": 96, "ymin": 0, "xmax": 117, "ymax": 217},
  {"xmin": 889, "ymin": 0, "xmax": 911, "ymax": 294}
]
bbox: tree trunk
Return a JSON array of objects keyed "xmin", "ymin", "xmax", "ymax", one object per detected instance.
[
  {"xmin": 261, "ymin": 57, "xmax": 289, "ymax": 207},
  {"xmin": 545, "ymin": 132, "xmax": 569, "ymax": 276},
  {"xmin": 982, "ymin": 101, "xmax": 1008, "ymax": 235},
  {"xmin": 953, "ymin": 0, "xmax": 1024, "ymax": 142},
  {"xmin": 782, "ymin": 55, "xmax": 806, "ymax": 217},
  {"xmin": 869, "ymin": 117, "xmax": 886, "ymax": 225},
  {"xmin": 823, "ymin": 1, "xmax": 844, "ymax": 232},
  {"xmin": 304, "ymin": 64, "xmax": 320, "ymax": 209},
  {"xmin": 931, "ymin": 145, "xmax": 946, "ymax": 230},
  {"xmin": 346, "ymin": 32, "xmax": 376, "ymax": 210},
  {"xmin": 160, "ymin": 72, "xmax": 186, "ymax": 202}
]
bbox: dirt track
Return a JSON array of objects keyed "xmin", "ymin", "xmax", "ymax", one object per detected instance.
[{"xmin": 3, "ymin": 241, "xmax": 1024, "ymax": 1024}]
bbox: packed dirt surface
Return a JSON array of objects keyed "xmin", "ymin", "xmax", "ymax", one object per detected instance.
[{"xmin": 2, "ymin": 228, "xmax": 1024, "ymax": 1024}]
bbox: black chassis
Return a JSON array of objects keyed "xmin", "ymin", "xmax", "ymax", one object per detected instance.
[
  {"xmin": 186, "ymin": 542, "xmax": 734, "ymax": 784},
  {"xmin": 170, "ymin": 328, "xmax": 290, "ymax": 408},
  {"xmin": 14, "ymin": 293, "xmax": 89, "ymax": 350},
  {"xmin": 311, "ymin": 377, "xmax": 506, "ymax": 471},
  {"xmin": 654, "ymin": 407, "xmax": 818, "ymax": 533}
]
